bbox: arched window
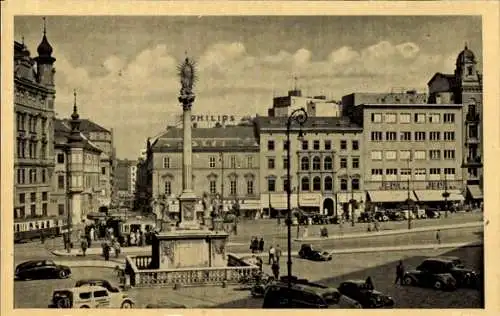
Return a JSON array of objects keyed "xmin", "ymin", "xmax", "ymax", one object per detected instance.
[
  {"xmin": 164, "ymin": 181, "xmax": 171, "ymax": 196},
  {"xmin": 301, "ymin": 177, "xmax": 310, "ymax": 191},
  {"xmin": 312, "ymin": 156, "xmax": 321, "ymax": 170},
  {"xmin": 301, "ymin": 157, "xmax": 309, "ymax": 170},
  {"xmin": 340, "ymin": 178, "xmax": 348, "ymax": 191},
  {"xmin": 324, "ymin": 176, "xmax": 333, "ymax": 191},
  {"xmin": 324, "ymin": 157, "xmax": 332, "ymax": 170},
  {"xmin": 352, "ymin": 178, "xmax": 360, "ymax": 191},
  {"xmin": 313, "ymin": 176, "xmax": 321, "ymax": 191}
]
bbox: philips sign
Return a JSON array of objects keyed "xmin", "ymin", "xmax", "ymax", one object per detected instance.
[{"xmin": 191, "ymin": 115, "xmax": 236, "ymax": 123}]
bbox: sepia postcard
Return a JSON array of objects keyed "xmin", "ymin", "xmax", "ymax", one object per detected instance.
[{"xmin": 1, "ymin": 1, "xmax": 499, "ymax": 315}]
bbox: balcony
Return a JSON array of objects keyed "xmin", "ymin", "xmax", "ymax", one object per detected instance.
[
  {"xmin": 466, "ymin": 137, "xmax": 480, "ymax": 144},
  {"xmin": 466, "ymin": 113, "xmax": 480, "ymax": 122},
  {"xmin": 463, "ymin": 156, "xmax": 482, "ymax": 167}
]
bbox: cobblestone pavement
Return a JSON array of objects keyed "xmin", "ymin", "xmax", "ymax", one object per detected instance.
[{"xmin": 14, "ymin": 245, "xmax": 483, "ymax": 308}]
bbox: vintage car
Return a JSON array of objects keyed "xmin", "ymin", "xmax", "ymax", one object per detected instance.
[
  {"xmin": 263, "ymin": 276, "xmax": 361, "ymax": 308},
  {"xmin": 337, "ymin": 280, "xmax": 394, "ymax": 308},
  {"xmin": 75, "ymin": 279, "xmax": 121, "ymax": 293},
  {"xmin": 432, "ymin": 256, "xmax": 479, "ymax": 287},
  {"xmin": 15, "ymin": 259, "xmax": 71, "ymax": 280},
  {"xmin": 49, "ymin": 285, "xmax": 135, "ymax": 308},
  {"xmin": 403, "ymin": 258, "xmax": 458, "ymax": 291},
  {"xmin": 298, "ymin": 244, "xmax": 332, "ymax": 261}
]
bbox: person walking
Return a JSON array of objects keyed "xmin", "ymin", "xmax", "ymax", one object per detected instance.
[
  {"xmin": 81, "ymin": 238, "xmax": 88, "ymax": 257},
  {"xmin": 113, "ymin": 239, "xmax": 121, "ymax": 258},
  {"xmin": 250, "ymin": 237, "xmax": 258, "ymax": 253},
  {"xmin": 258, "ymin": 237, "xmax": 265, "ymax": 253},
  {"xmin": 271, "ymin": 261, "xmax": 280, "ymax": 280},
  {"xmin": 275, "ymin": 245, "xmax": 282, "ymax": 263},
  {"xmin": 436, "ymin": 229, "xmax": 441, "ymax": 246},
  {"xmin": 103, "ymin": 242, "xmax": 110, "ymax": 261},
  {"xmin": 395, "ymin": 260, "xmax": 405, "ymax": 285},
  {"xmin": 268, "ymin": 245, "xmax": 276, "ymax": 264},
  {"xmin": 256, "ymin": 256, "xmax": 263, "ymax": 273},
  {"xmin": 39, "ymin": 229, "xmax": 45, "ymax": 244}
]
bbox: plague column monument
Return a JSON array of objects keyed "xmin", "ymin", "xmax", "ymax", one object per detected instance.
[{"xmin": 149, "ymin": 56, "xmax": 229, "ymax": 270}]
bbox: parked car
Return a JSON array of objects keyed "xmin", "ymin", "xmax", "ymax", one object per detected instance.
[
  {"xmin": 357, "ymin": 212, "xmax": 371, "ymax": 223},
  {"xmin": 403, "ymin": 258, "xmax": 458, "ymax": 291},
  {"xmin": 374, "ymin": 211, "xmax": 389, "ymax": 222},
  {"xmin": 262, "ymin": 276, "xmax": 361, "ymax": 308},
  {"xmin": 425, "ymin": 208, "xmax": 441, "ymax": 218},
  {"xmin": 399, "ymin": 210, "xmax": 416, "ymax": 220},
  {"xmin": 387, "ymin": 210, "xmax": 405, "ymax": 221},
  {"xmin": 298, "ymin": 244, "xmax": 332, "ymax": 261},
  {"xmin": 337, "ymin": 280, "xmax": 394, "ymax": 308},
  {"xmin": 433, "ymin": 256, "xmax": 479, "ymax": 287},
  {"xmin": 75, "ymin": 279, "xmax": 121, "ymax": 293},
  {"xmin": 413, "ymin": 208, "xmax": 427, "ymax": 219},
  {"xmin": 49, "ymin": 285, "xmax": 135, "ymax": 308},
  {"xmin": 15, "ymin": 260, "xmax": 71, "ymax": 281}
]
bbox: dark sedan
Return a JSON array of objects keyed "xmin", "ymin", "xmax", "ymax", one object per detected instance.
[
  {"xmin": 298, "ymin": 244, "xmax": 332, "ymax": 261},
  {"xmin": 15, "ymin": 260, "xmax": 71, "ymax": 281},
  {"xmin": 338, "ymin": 280, "xmax": 394, "ymax": 308},
  {"xmin": 403, "ymin": 258, "xmax": 457, "ymax": 291}
]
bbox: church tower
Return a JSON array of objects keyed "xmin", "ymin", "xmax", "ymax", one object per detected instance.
[
  {"xmin": 34, "ymin": 18, "xmax": 56, "ymax": 88},
  {"xmin": 454, "ymin": 44, "xmax": 483, "ymax": 189}
]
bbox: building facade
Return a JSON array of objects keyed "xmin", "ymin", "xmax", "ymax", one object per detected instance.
[
  {"xmin": 427, "ymin": 44, "xmax": 483, "ymax": 202},
  {"xmin": 268, "ymin": 89, "xmax": 342, "ymax": 118},
  {"xmin": 114, "ymin": 159, "xmax": 137, "ymax": 207},
  {"xmin": 255, "ymin": 116, "xmax": 364, "ymax": 218},
  {"xmin": 13, "ymin": 30, "xmax": 57, "ymax": 219},
  {"xmin": 63, "ymin": 119, "xmax": 115, "ymax": 208},
  {"xmin": 343, "ymin": 98, "xmax": 464, "ymax": 207},
  {"xmin": 52, "ymin": 101, "xmax": 102, "ymax": 233},
  {"xmin": 147, "ymin": 125, "xmax": 261, "ymax": 218}
]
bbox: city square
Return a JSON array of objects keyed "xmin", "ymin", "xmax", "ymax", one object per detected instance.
[{"xmin": 10, "ymin": 13, "xmax": 488, "ymax": 309}]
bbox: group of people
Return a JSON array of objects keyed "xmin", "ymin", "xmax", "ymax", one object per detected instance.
[{"xmin": 249, "ymin": 236, "xmax": 265, "ymax": 253}]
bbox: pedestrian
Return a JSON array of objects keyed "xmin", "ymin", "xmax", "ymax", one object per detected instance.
[
  {"xmin": 40, "ymin": 229, "xmax": 45, "ymax": 244},
  {"xmin": 103, "ymin": 242, "xmax": 110, "ymax": 261},
  {"xmin": 271, "ymin": 261, "xmax": 280, "ymax": 280},
  {"xmin": 86, "ymin": 233, "xmax": 92, "ymax": 249},
  {"xmin": 251, "ymin": 237, "xmax": 258, "ymax": 253},
  {"xmin": 81, "ymin": 238, "xmax": 88, "ymax": 257},
  {"xmin": 258, "ymin": 237, "xmax": 264, "ymax": 253},
  {"xmin": 436, "ymin": 229, "xmax": 441, "ymax": 246},
  {"xmin": 275, "ymin": 245, "xmax": 282, "ymax": 263},
  {"xmin": 268, "ymin": 245, "xmax": 276, "ymax": 265},
  {"xmin": 365, "ymin": 276, "xmax": 374, "ymax": 290},
  {"xmin": 90, "ymin": 226, "xmax": 96, "ymax": 241},
  {"xmin": 113, "ymin": 239, "xmax": 121, "ymax": 258},
  {"xmin": 140, "ymin": 231, "xmax": 146, "ymax": 246},
  {"xmin": 249, "ymin": 236, "xmax": 254, "ymax": 253},
  {"xmin": 256, "ymin": 256, "xmax": 263, "ymax": 273},
  {"xmin": 395, "ymin": 260, "xmax": 405, "ymax": 285}
]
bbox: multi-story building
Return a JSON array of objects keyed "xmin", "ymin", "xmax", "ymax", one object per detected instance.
[
  {"xmin": 114, "ymin": 159, "xmax": 137, "ymax": 207},
  {"xmin": 343, "ymin": 95, "xmax": 464, "ymax": 208},
  {"xmin": 254, "ymin": 116, "xmax": 364, "ymax": 218},
  {"xmin": 130, "ymin": 164, "xmax": 137, "ymax": 195},
  {"xmin": 147, "ymin": 125, "xmax": 261, "ymax": 218},
  {"xmin": 13, "ymin": 27, "xmax": 57, "ymax": 219},
  {"xmin": 62, "ymin": 118, "xmax": 115, "ymax": 208},
  {"xmin": 427, "ymin": 44, "xmax": 483, "ymax": 202},
  {"xmin": 268, "ymin": 89, "xmax": 342, "ymax": 118},
  {"xmin": 52, "ymin": 101, "xmax": 102, "ymax": 226}
]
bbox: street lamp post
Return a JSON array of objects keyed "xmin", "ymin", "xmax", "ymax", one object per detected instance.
[
  {"xmin": 220, "ymin": 152, "xmax": 224, "ymax": 216},
  {"xmin": 349, "ymin": 175, "xmax": 355, "ymax": 227},
  {"xmin": 443, "ymin": 173, "xmax": 450, "ymax": 218},
  {"xmin": 285, "ymin": 108, "xmax": 308, "ymax": 291},
  {"xmin": 406, "ymin": 157, "xmax": 413, "ymax": 230}
]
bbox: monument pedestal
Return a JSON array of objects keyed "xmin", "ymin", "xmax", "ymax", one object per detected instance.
[
  {"xmin": 177, "ymin": 191, "xmax": 200, "ymax": 230},
  {"xmin": 150, "ymin": 230, "xmax": 229, "ymax": 269}
]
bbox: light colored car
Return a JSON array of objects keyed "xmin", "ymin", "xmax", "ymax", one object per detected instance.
[{"xmin": 49, "ymin": 285, "xmax": 135, "ymax": 309}]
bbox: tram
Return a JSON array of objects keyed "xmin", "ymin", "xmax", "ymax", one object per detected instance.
[{"xmin": 14, "ymin": 216, "xmax": 68, "ymax": 243}]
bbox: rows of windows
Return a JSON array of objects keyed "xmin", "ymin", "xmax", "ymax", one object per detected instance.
[
  {"xmin": 266, "ymin": 156, "xmax": 360, "ymax": 170},
  {"xmin": 267, "ymin": 139, "xmax": 359, "ymax": 151},
  {"xmin": 16, "ymin": 168, "xmax": 48, "ymax": 185},
  {"xmin": 163, "ymin": 179, "xmax": 255, "ymax": 196},
  {"xmin": 163, "ymin": 156, "xmax": 256, "ymax": 169},
  {"xmin": 16, "ymin": 112, "xmax": 48, "ymax": 134},
  {"xmin": 371, "ymin": 168, "xmax": 456, "ymax": 177},
  {"xmin": 370, "ymin": 113, "xmax": 456, "ymax": 124},
  {"xmin": 16, "ymin": 139, "xmax": 48, "ymax": 159},
  {"xmin": 15, "ymin": 192, "xmax": 49, "ymax": 218},
  {"xmin": 370, "ymin": 149, "xmax": 456, "ymax": 161},
  {"xmin": 370, "ymin": 131, "xmax": 455, "ymax": 142},
  {"xmin": 267, "ymin": 176, "xmax": 360, "ymax": 192}
]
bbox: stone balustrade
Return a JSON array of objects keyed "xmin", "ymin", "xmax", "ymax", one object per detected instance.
[{"xmin": 125, "ymin": 254, "xmax": 259, "ymax": 288}]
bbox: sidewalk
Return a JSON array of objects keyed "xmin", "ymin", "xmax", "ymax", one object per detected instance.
[
  {"xmin": 294, "ymin": 221, "xmax": 483, "ymax": 242},
  {"xmin": 229, "ymin": 240, "xmax": 483, "ymax": 258}
]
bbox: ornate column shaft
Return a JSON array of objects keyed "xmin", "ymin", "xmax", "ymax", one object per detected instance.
[{"xmin": 182, "ymin": 103, "xmax": 193, "ymax": 193}]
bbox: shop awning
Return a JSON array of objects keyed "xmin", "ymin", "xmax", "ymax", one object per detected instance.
[
  {"xmin": 467, "ymin": 185, "xmax": 483, "ymax": 199},
  {"xmin": 367, "ymin": 190, "xmax": 417, "ymax": 203},
  {"xmin": 239, "ymin": 200, "xmax": 261, "ymax": 210},
  {"xmin": 414, "ymin": 190, "xmax": 465, "ymax": 202}
]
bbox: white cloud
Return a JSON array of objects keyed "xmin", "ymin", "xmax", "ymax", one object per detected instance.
[{"xmin": 53, "ymin": 40, "xmax": 464, "ymax": 158}]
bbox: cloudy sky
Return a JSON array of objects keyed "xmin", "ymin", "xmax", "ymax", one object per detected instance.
[{"xmin": 14, "ymin": 16, "xmax": 482, "ymax": 159}]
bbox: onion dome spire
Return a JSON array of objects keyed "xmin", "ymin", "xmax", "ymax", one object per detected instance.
[
  {"xmin": 69, "ymin": 90, "xmax": 83, "ymax": 143},
  {"xmin": 37, "ymin": 17, "xmax": 54, "ymax": 57}
]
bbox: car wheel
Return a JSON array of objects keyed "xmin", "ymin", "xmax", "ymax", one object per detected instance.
[
  {"xmin": 58, "ymin": 270, "xmax": 68, "ymax": 279},
  {"xmin": 433, "ymin": 281, "xmax": 444, "ymax": 290},
  {"xmin": 81, "ymin": 306, "xmax": 90, "ymax": 308},
  {"xmin": 403, "ymin": 276, "xmax": 413, "ymax": 285},
  {"xmin": 121, "ymin": 301, "xmax": 133, "ymax": 308}
]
